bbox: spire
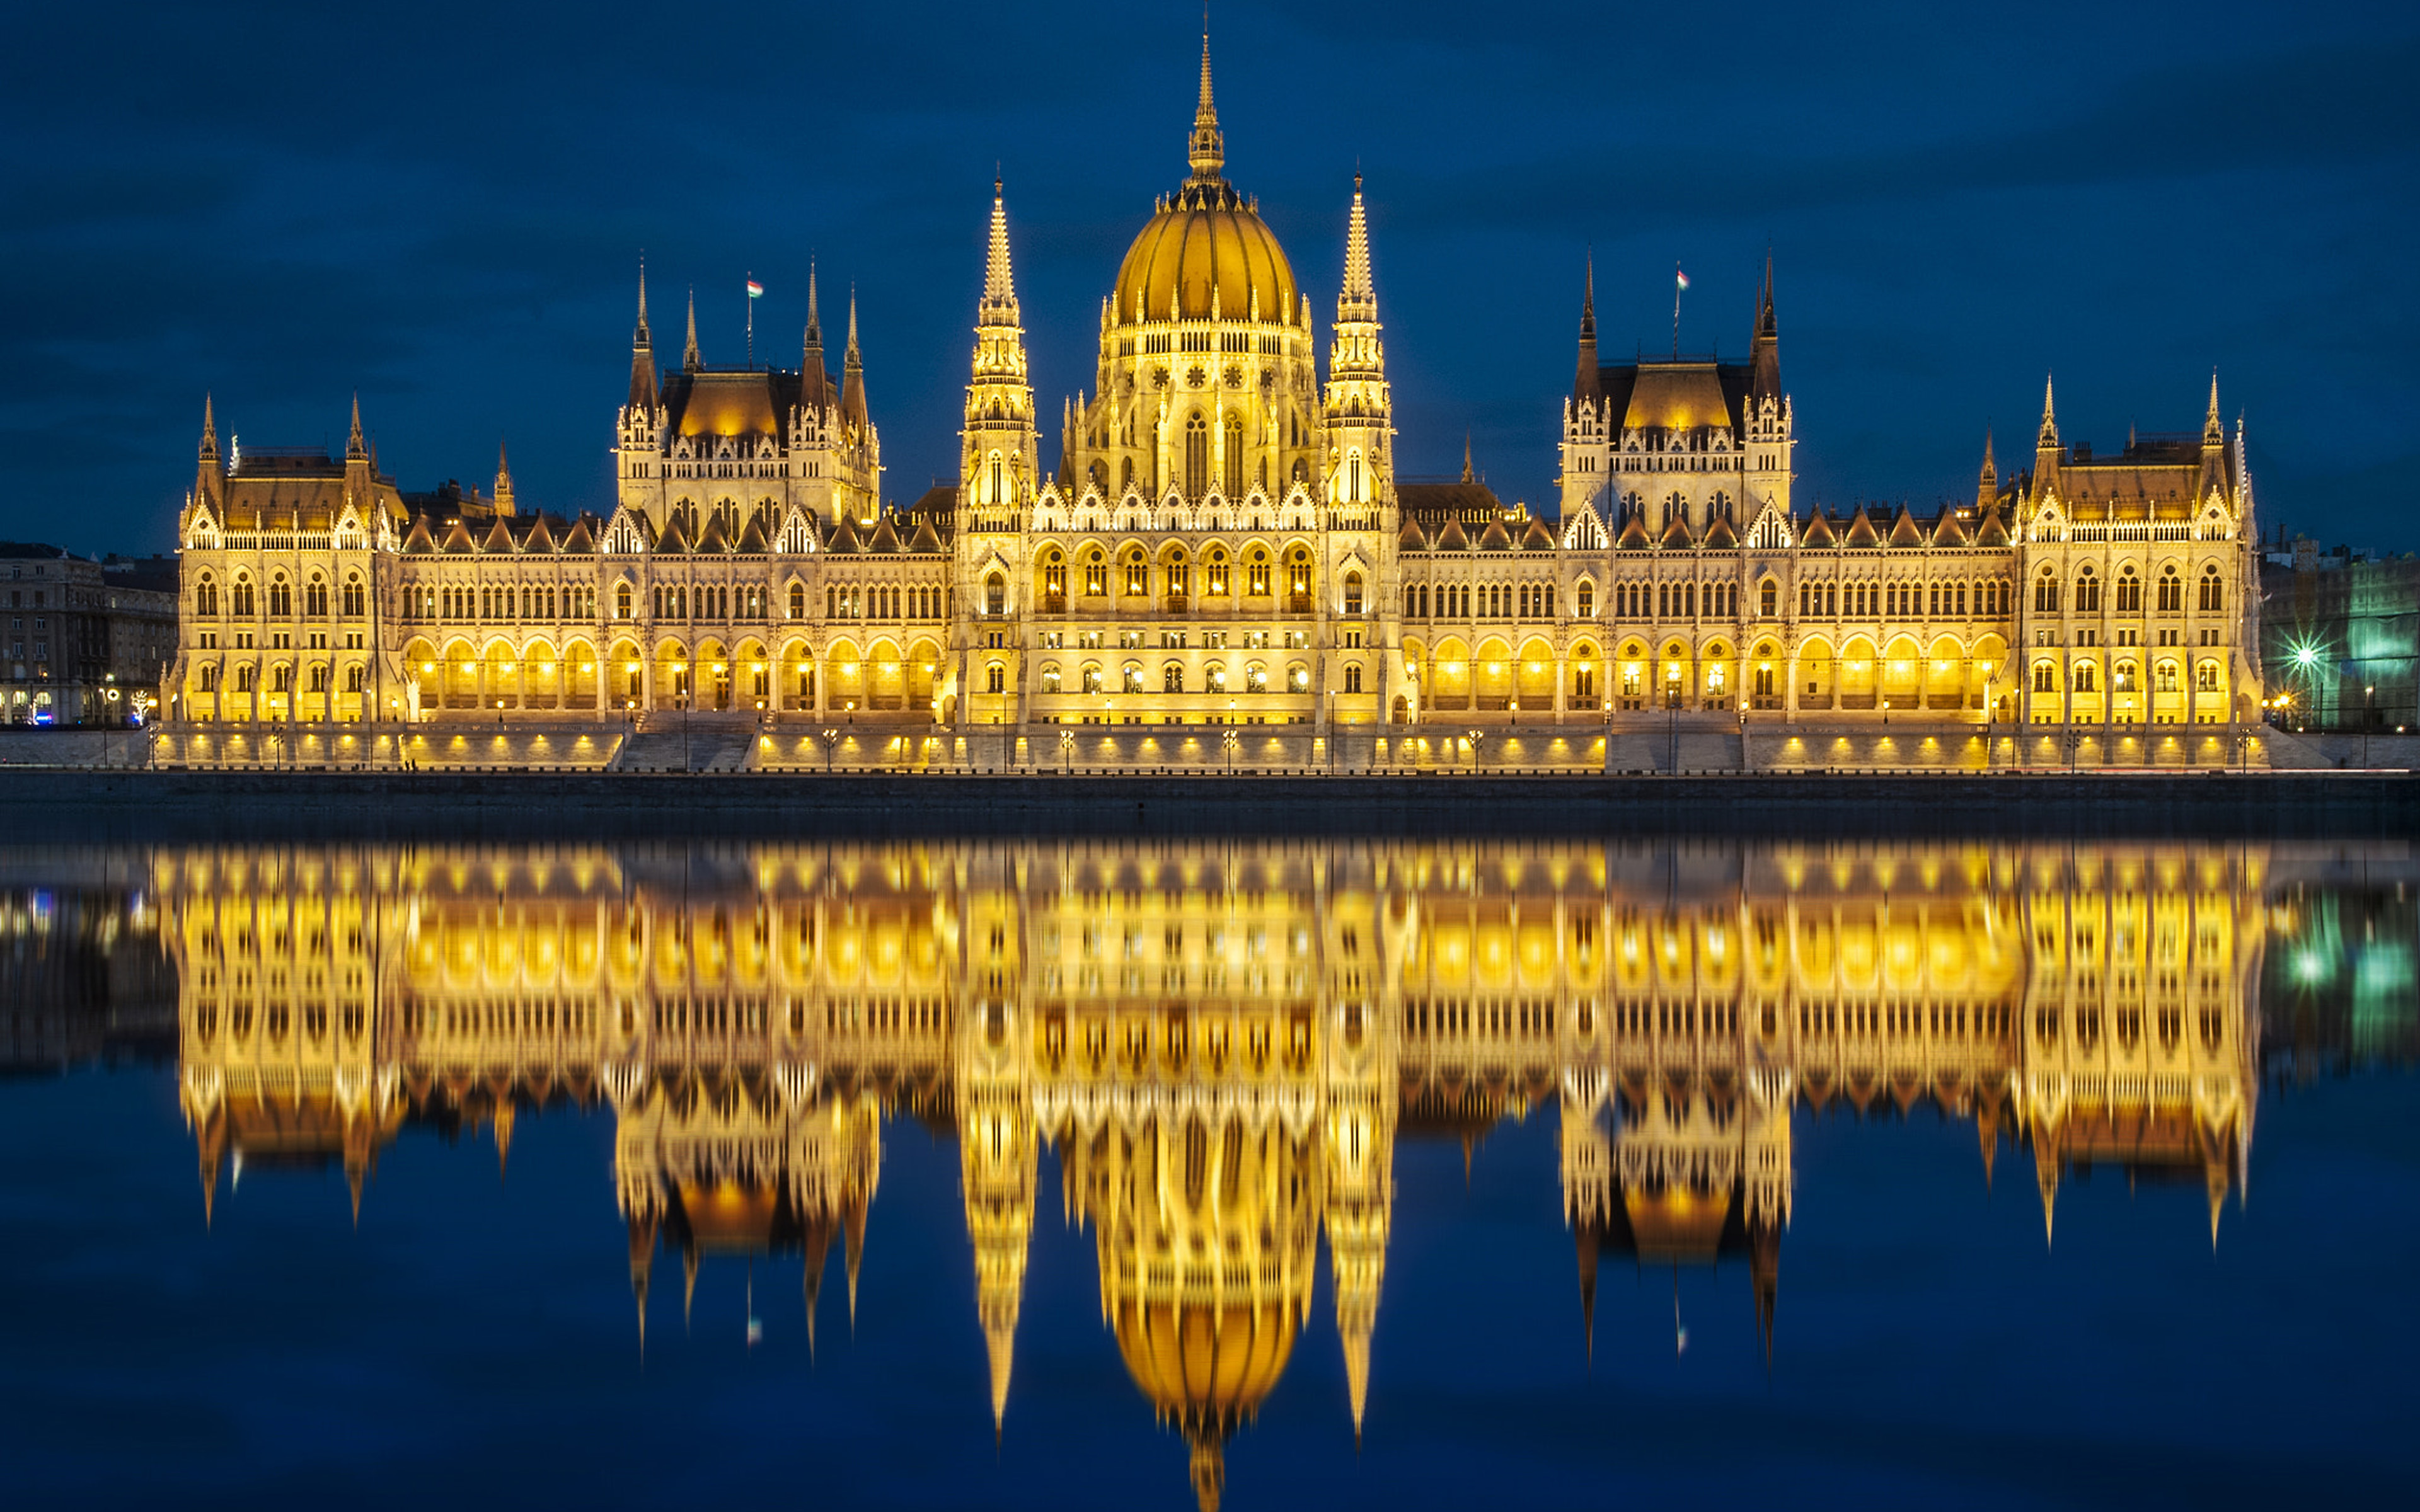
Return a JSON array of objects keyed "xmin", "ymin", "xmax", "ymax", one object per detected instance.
[
  {"xmin": 1461, "ymin": 433, "xmax": 1475, "ymax": 485},
  {"xmin": 841, "ymin": 287, "xmax": 868, "ymax": 428},
  {"xmin": 1749, "ymin": 1220, "xmax": 1780, "ymax": 1368},
  {"xmin": 2037, "ymin": 374, "xmax": 2058, "ymax": 448},
  {"xmin": 199, "ymin": 393, "xmax": 219, "ymax": 462},
  {"xmin": 1749, "ymin": 250, "xmax": 1780, "ymax": 401},
  {"xmin": 683, "ymin": 287, "xmax": 701, "ymax": 372},
  {"xmin": 628, "ymin": 1214, "xmax": 657, "ymax": 1353},
  {"xmin": 346, "ymin": 392, "xmax": 366, "ymax": 461},
  {"xmin": 802, "ymin": 1221, "xmax": 831, "ymax": 1359},
  {"xmin": 1976, "ymin": 429, "xmax": 1998, "ymax": 513},
  {"xmin": 682, "ymin": 1245, "xmax": 700, "ymax": 1329},
  {"xmin": 1338, "ymin": 173, "xmax": 1375, "ymax": 320},
  {"xmin": 492, "ymin": 1100, "xmax": 514, "ymax": 1177},
  {"xmin": 493, "ymin": 440, "xmax": 515, "ymax": 515},
  {"xmin": 1575, "ymin": 1222, "xmax": 1598, "ymax": 1367},
  {"xmin": 986, "ymin": 1309, "xmax": 1016, "ymax": 1436},
  {"xmin": 628, "ymin": 263, "xmax": 659, "ymax": 412},
  {"xmin": 1187, "ymin": 31, "xmax": 1224, "ymax": 181},
  {"xmin": 2204, "ymin": 370, "xmax": 2224, "ymax": 444},
  {"xmin": 982, "ymin": 178, "xmax": 1018, "ymax": 315},
  {"xmin": 843, "ymin": 1193, "xmax": 866, "ymax": 1329},
  {"xmin": 800, "ymin": 262, "xmax": 829, "ymax": 413},
  {"xmin": 1574, "ymin": 256, "xmax": 1601, "ymax": 404},
  {"xmin": 1188, "ymin": 1431, "xmax": 1225, "ymax": 1512}
]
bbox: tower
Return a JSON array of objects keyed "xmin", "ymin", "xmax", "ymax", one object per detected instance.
[
  {"xmin": 1740, "ymin": 253, "xmax": 1794, "ymax": 520},
  {"xmin": 1322, "ymin": 175, "xmax": 1393, "ymax": 512},
  {"xmin": 1557, "ymin": 260, "xmax": 1611, "ymax": 519},
  {"xmin": 962, "ymin": 180, "xmax": 1039, "ymax": 520}
]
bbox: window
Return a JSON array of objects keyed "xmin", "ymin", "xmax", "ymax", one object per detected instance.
[
  {"xmin": 1083, "ymin": 550, "xmax": 1107, "ymax": 597},
  {"xmin": 345, "ymin": 664, "xmax": 366, "ymax": 694},
  {"xmin": 1343, "ymin": 663, "xmax": 1363, "ymax": 693},
  {"xmin": 308, "ymin": 664, "xmax": 329, "ymax": 693},
  {"xmin": 2034, "ymin": 570, "xmax": 2058, "ymax": 614},
  {"xmin": 1245, "ymin": 662, "xmax": 1268, "ymax": 693},
  {"xmin": 196, "ymin": 576, "xmax": 219, "ymax": 616},
  {"xmin": 232, "ymin": 576, "xmax": 255, "ymax": 617},
  {"xmin": 1184, "ymin": 411, "xmax": 1209, "ymax": 499},
  {"xmin": 1206, "ymin": 662, "xmax": 1226, "ymax": 693},
  {"xmin": 2196, "ymin": 659, "xmax": 2220, "ymax": 692},
  {"xmin": 2073, "ymin": 660, "xmax": 2097, "ymax": 694},
  {"xmin": 1223, "ymin": 414, "xmax": 1245, "ymax": 498},
  {"xmin": 1040, "ymin": 664, "xmax": 1063, "ymax": 694},
  {"xmin": 1574, "ymin": 660, "xmax": 1595, "ymax": 699},
  {"xmin": 2032, "ymin": 660, "xmax": 2056, "ymax": 694},
  {"xmin": 786, "ymin": 582, "xmax": 805, "ymax": 619},
  {"xmin": 986, "ymin": 662, "xmax": 1005, "ymax": 694},
  {"xmin": 1288, "ymin": 663, "xmax": 1309, "ymax": 693},
  {"xmin": 268, "ymin": 575, "xmax": 292, "ymax": 617},
  {"xmin": 1206, "ymin": 549, "xmax": 1229, "ymax": 595},
  {"xmin": 2116, "ymin": 566, "xmax": 2141, "ymax": 612},
  {"xmin": 2113, "ymin": 660, "xmax": 2137, "ymax": 693},
  {"xmin": 2199, "ymin": 566, "xmax": 2223, "ymax": 612},
  {"xmin": 1759, "ymin": 579, "xmax": 1777, "ymax": 617},
  {"xmin": 1286, "ymin": 550, "xmax": 1311, "ymax": 604},
  {"xmin": 616, "ymin": 583, "xmax": 634, "ymax": 619},
  {"xmin": 304, "ymin": 576, "xmax": 328, "ymax": 616},
  {"xmin": 342, "ymin": 575, "xmax": 364, "ymax": 616},
  {"xmin": 1576, "ymin": 581, "xmax": 1593, "ymax": 618},
  {"xmin": 197, "ymin": 664, "xmax": 218, "ymax": 692},
  {"xmin": 1163, "ymin": 662, "xmax": 1185, "ymax": 693},
  {"xmin": 1247, "ymin": 549, "xmax": 1270, "ymax": 597},
  {"xmin": 1343, "ymin": 571, "xmax": 1363, "ymax": 615},
  {"xmin": 1081, "ymin": 663, "xmax": 1102, "ymax": 695},
  {"xmin": 1124, "ymin": 551, "xmax": 1147, "ymax": 596},
  {"xmin": 2074, "ymin": 566, "xmax": 2100, "ymax": 613},
  {"xmin": 1044, "ymin": 548, "xmax": 1066, "ymax": 603},
  {"xmin": 2155, "ymin": 659, "xmax": 2179, "ymax": 694},
  {"xmin": 1122, "ymin": 663, "xmax": 1144, "ymax": 694},
  {"xmin": 985, "ymin": 573, "xmax": 1005, "ymax": 616},
  {"xmin": 233, "ymin": 664, "xmax": 255, "ymax": 693}
]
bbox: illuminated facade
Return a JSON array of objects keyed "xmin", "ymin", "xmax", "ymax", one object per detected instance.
[
  {"xmin": 156, "ymin": 35, "xmax": 2272, "ymax": 769},
  {"xmin": 157, "ymin": 837, "xmax": 2270, "ymax": 1508}
]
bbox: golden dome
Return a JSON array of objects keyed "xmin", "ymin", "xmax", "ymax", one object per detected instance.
[
  {"xmin": 1112, "ymin": 1296, "xmax": 1303, "ymax": 1426},
  {"xmin": 1114, "ymin": 183, "xmax": 1298, "ymax": 326},
  {"xmin": 1109, "ymin": 36, "xmax": 1297, "ymax": 327}
]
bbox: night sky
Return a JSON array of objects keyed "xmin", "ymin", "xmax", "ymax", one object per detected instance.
[{"xmin": 5, "ymin": 1, "xmax": 2416, "ymax": 558}]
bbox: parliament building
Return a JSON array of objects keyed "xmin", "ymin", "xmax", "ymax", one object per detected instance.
[{"xmin": 162, "ymin": 39, "xmax": 2267, "ymax": 772}]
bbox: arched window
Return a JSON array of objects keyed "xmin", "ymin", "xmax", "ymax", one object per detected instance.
[
  {"xmin": 2073, "ymin": 660, "xmax": 2097, "ymax": 694},
  {"xmin": 342, "ymin": 575, "xmax": 364, "ymax": 616},
  {"xmin": 616, "ymin": 583, "xmax": 634, "ymax": 619},
  {"xmin": 1083, "ymin": 549, "xmax": 1107, "ymax": 597},
  {"xmin": 988, "ymin": 451, "xmax": 1005, "ymax": 506},
  {"xmin": 1163, "ymin": 662, "xmax": 1185, "ymax": 693},
  {"xmin": 1342, "ymin": 571, "xmax": 1363, "ymax": 615},
  {"xmin": 2034, "ymin": 569, "xmax": 2059, "ymax": 614},
  {"xmin": 2199, "ymin": 565, "xmax": 2223, "ymax": 612},
  {"xmin": 233, "ymin": 663, "xmax": 255, "ymax": 693},
  {"xmin": 787, "ymin": 582, "xmax": 805, "ymax": 619},
  {"xmin": 233, "ymin": 576, "xmax": 255, "ymax": 617},
  {"xmin": 2155, "ymin": 659, "xmax": 2179, "ymax": 693},
  {"xmin": 345, "ymin": 664, "xmax": 366, "ymax": 693},
  {"xmin": 2158, "ymin": 566, "xmax": 2182, "ymax": 612},
  {"xmin": 270, "ymin": 664, "xmax": 292, "ymax": 693},
  {"xmin": 1284, "ymin": 549, "xmax": 1311, "ymax": 607},
  {"xmin": 268, "ymin": 575, "xmax": 292, "ymax": 617},
  {"xmin": 197, "ymin": 664, "xmax": 218, "ymax": 692},
  {"xmin": 304, "ymin": 575, "xmax": 328, "ymax": 616},
  {"xmin": 1123, "ymin": 549, "xmax": 1148, "ymax": 597},
  {"xmin": 1343, "ymin": 663, "xmax": 1363, "ymax": 693},
  {"xmin": 196, "ymin": 575, "xmax": 219, "ymax": 616},
  {"xmin": 1223, "ymin": 414, "xmax": 1245, "ymax": 498},
  {"xmin": 2113, "ymin": 660, "xmax": 2137, "ymax": 693},
  {"xmin": 1206, "ymin": 548, "xmax": 1230, "ymax": 595},
  {"xmin": 1287, "ymin": 663, "xmax": 1310, "ymax": 694},
  {"xmin": 2196, "ymin": 659, "xmax": 2220, "ymax": 692},
  {"xmin": 1346, "ymin": 450, "xmax": 1364, "ymax": 503},
  {"xmin": 1081, "ymin": 663, "xmax": 1102, "ymax": 695},
  {"xmin": 2115, "ymin": 566, "xmax": 2141, "ymax": 612},
  {"xmin": 1247, "ymin": 549, "xmax": 1270, "ymax": 597},
  {"xmin": 1759, "ymin": 578, "xmax": 1777, "ymax": 617},
  {"xmin": 985, "ymin": 573, "xmax": 1006, "ymax": 616},
  {"xmin": 2032, "ymin": 660, "xmax": 2056, "ymax": 694},
  {"xmin": 1184, "ymin": 411, "xmax": 1209, "ymax": 499},
  {"xmin": 1206, "ymin": 662, "xmax": 1227, "ymax": 694},
  {"xmin": 1122, "ymin": 662, "xmax": 1145, "ymax": 695},
  {"xmin": 1576, "ymin": 581, "xmax": 1594, "ymax": 619},
  {"xmin": 986, "ymin": 662, "xmax": 1005, "ymax": 694},
  {"xmin": 2074, "ymin": 565, "xmax": 2100, "ymax": 613},
  {"xmin": 1245, "ymin": 662, "xmax": 1268, "ymax": 694},
  {"xmin": 1040, "ymin": 663, "xmax": 1063, "ymax": 694},
  {"xmin": 308, "ymin": 664, "xmax": 329, "ymax": 693}
]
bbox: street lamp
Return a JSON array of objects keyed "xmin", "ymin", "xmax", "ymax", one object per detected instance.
[
  {"xmin": 1467, "ymin": 728, "xmax": 1484, "ymax": 776},
  {"xmin": 1059, "ymin": 726, "xmax": 1075, "ymax": 774},
  {"xmin": 2365, "ymin": 684, "xmax": 2375, "ymax": 767},
  {"xmin": 822, "ymin": 727, "xmax": 839, "ymax": 774}
]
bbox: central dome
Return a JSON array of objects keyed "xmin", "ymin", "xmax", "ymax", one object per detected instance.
[
  {"xmin": 1110, "ymin": 37, "xmax": 1298, "ymax": 328},
  {"xmin": 1114, "ymin": 182, "xmax": 1298, "ymax": 326}
]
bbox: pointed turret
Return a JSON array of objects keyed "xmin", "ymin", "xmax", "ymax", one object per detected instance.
[
  {"xmin": 800, "ymin": 263, "xmax": 829, "ymax": 414},
  {"xmin": 841, "ymin": 289, "xmax": 868, "ymax": 430},
  {"xmin": 1461, "ymin": 433, "xmax": 1475, "ymax": 485},
  {"xmin": 1339, "ymin": 173, "xmax": 1376, "ymax": 323},
  {"xmin": 843, "ymin": 1191, "xmax": 866, "ymax": 1327},
  {"xmin": 1976, "ymin": 430, "xmax": 1998, "ymax": 513},
  {"xmin": 199, "ymin": 393, "xmax": 219, "ymax": 463},
  {"xmin": 1749, "ymin": 250, "xmax": 1780, "ymax": 401},
  {"xmin": 346, "ymin": 392, "xmax": 367, "ymax": 462},
  {"xmin": 1574, "ymin": 256, "xmax": 1601, "ymax": 404},
  {"xmin": 683, "ymin": 287, "xmax": 701, "ymax": 373},
  {"xmin": 2199, "ymin": 370, "xmax": 2230, "ymax": 502},
  {"xmin": 1187, "ymin": 32, "xmax": 1224, "ymax": 183},
  {"xmin": 492, "ymin": 1100, "xmax": 514, "ymax": 1176},
  {"xmin": 493, "ymin": 441, "xmax": 516, "ymax": 517},
  {"xmin": 982, "ymin": 177, "xmax": 1018, "ymax": 321},
  {"xmin": 2033, "ymin": 375, "xmax": 2062, "ymax": 499},
  {"xmin": 628, "ymin": 261, "xmax": 659, "ymax": 411}
]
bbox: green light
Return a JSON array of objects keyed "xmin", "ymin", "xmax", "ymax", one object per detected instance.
[{"xmin": 2293, "ymin": 643, "xmax": 2319, "ymax": 668}]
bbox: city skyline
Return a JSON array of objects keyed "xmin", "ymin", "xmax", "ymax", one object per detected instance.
[{"xmin": 4, "ymin": 2, "xmax": 2416, "ymax": 558}]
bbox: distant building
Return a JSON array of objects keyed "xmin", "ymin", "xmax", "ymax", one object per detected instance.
[
  {"xmin": 2259, "ymin": 539, "xmax": 2419, "ymax": 731},
  {"xmin": 2, "ymin": 542, "xmax": 172, "ymax": 725}
]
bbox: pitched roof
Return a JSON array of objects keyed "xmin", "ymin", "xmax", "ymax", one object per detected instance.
[
  {"xmin": 1931, "ymin": 510, "xmax": 1969, "ymax": 547},
  {"xmin": 865, "ymin": 514, "xmax": 901, "ymax": 554},
  {"xmin": 1397, "ymin": 518, "xmax": 1428, "ymax": 551},
  {"xmin": 1843, "ymin": 507, "xmax": 1880, "ymax": 548},
  {"xmin": 1887, "ymin": 507, "xmax": 1925, "ymax": 547},
  {"xmin": 559, "ymin": 517, "xmax": 597, "ymax": 553},
  {"xmin": 693, "ymin": 511, "xmax": 732, "ymax": 554},
  {"xmin": 1433, "ymin": 517, "xmax": 1469, "ymax": 551},
  {"xmin": 735, "ymin": 512, "xmax": 770, "ymax": 554},
  {"xmin": 825, "ymin": 512, "xmax": 860, "ymax": 553},
  {"xmin": 1797, "ymin": 512, "xmax": 1836, "ymax": 548},
  {"xmin": 1659, "ymin": 515, "xmax": 1694, "ymax": 550},
  {"xmin": 1397, "ymin": 481, "xmax": 1502, "ymax": 524},
  {"xmin": 1519, "ymin": 518, "xmax": 1556, "ymax": 551},
  {"xmin": 1477, "ymin": 517, "xmax": 1512, "ymax": 551},
  {"xmin": 906, "ymin": 516, "xmax": 942, "ymax": 554},
  {"xmin": 1615, "ymin": 513, "xmax": 1652, "ymax": 551},
  {"xmin": 1701, "ymin": 515, "xmax": 1739, "ymax": 549}
]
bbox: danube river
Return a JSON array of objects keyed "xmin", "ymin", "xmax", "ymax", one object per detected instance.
[{"xmin": 3, "ymin": 837, "xmax": 2413, "ymax": 1509}]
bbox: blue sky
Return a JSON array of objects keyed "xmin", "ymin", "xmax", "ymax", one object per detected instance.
[{"xmin": 3, "ymin": 1, "xmax": 2414, "ymax": 556}]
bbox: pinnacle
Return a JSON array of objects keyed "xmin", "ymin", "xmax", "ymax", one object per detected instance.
[
  {"xmin": 635, "ymin": 256, "xmax": 651, "ymax": 343},
  {"xmin": 1187, "ymin": 32, "xmax": 1224, "ymax": 181},
  {"xmin": 805, "ymin": 261, "xmax": 822, "ymax": 344},
  {"xmin": 982, "ymin": 179, "xmax": 1018, "ymax": 314},
  {"xmin": 683, "ymin": 287, "xmax": 701, "ymax": 372}
]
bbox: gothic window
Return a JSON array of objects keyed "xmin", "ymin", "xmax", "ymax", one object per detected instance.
[
  {"xmin": 1343, "ymin": 571, "xmax": 1363, "ymax": 615},
  {"xmin": 304, "ymin": 575, "xmax": 328, "ymax": 616},
  {"xmin": 1124, "ymin": 549, "xmax": 1148, "ymax": 596},
  {"xmin": 2116, "ymin": 566, "xmax": 2141, "ymax": 612},
  {"xmin": 345, "ymin": 664, "xmax": 366, "ymax": 694},
  {"xmin": 2074, "ymin": 565, "xmax": 2101, "ymax": 613},
  {"xmin": 270, "ymin": 663, "xmax": 292, "ymax": 694},
  {"xmin": 308, "ymin": 664, "xmax": 329, "ymax": 693},
  {"xmin": 1166, "ymin": 556, "xmax": 1190, "ymax": 597},
  {"xmin": 1040, "ymin": 664, "xmax": 1063, "ymax": 694},
  {"xmin": 1248, "ymin": 549, "xmax": 1270, "ymax": 597},
  {"xmin": 233, "ymin": 576, "xmax": 255, "ymax": 617},
  {"xmin": 342, "ymin": 575, "xmax": 364, "ymax": 617},
  {"xmin": 2199, "ymin": 566, "xmax": 2223, "ymax": 612},
  {"xmin": 196, "ymin": 576, "xmax": 219, "ymax": 617},
  {"xmin": 1164, "ymin": 662, "xmax": 1185, "ymax": 693},
  {"xmin": 1346, "ymin": 450, "xmax": 1364, "ymax": 503},
  {"xmin": 2155, "ymin": 659, "xmax": 2179, "ymax": 693},
  {"xmin": 1573, "ymin": 659, "xmax": 1595, "ymax": 699},
  {"xmin": 1121, "ymin": 457, "xmax": 1135, "ymax": 494},
  {"xmin": 1223, "ymin": 415, "xmax": 1245, "ymax": 498},
  {"xmin": 233, "ymin": 663, "xmax": 255, "ymax": 693},
  {"xmin": 2032, "ymin": 660, "xmax": 2056, "ymax": 694},
  {"xmin": 1206, "ymin": 549, "xmax": 1230, "ymax": 595},
  {"xmin": 2073, "ymin": 660, "xmax": 2097, "ymax": 694},
  {"xmin": 1344, "ymin": 663, "xmax": 1363, "ymax": 693},
  {"xmin": 1245, "ymin": 662, "xmax": 1268, "ymax": 694},
  {"xmin": 2113, "ymin": 660, "xmax": 2138, "ymax": 693},
  {"xmin": 1184, "ymin": 411, "xmax": 1209, "ymax": 499},
  {"xmin": 1287, "ymin": 663, "xmax": 1310, "ymax": 694},
  {"xmin": 2034, "ymin": 569, "xmax": 2060, "ymax": 614},
  {"xmin": 1081, "ymin": 663, "xmax": 1102, "ymax": 695},
  {"xmin": 788, "ymin": 582, "xmax": 805, "ymax": 619},
  {"xmin": 985, "ymin": 573, "xmax": 1005, "ymax": 616},
  {"xmin": 1577, "ymin": 581, "xmax": 1594, "ymax": 618},
  {"xmin": 1759, "ymin": 579, "xmax": 1777, "ymax": 617},
  {"xmin": 1043, "ymin": 547, "xmax": 1066, "ymax": 604},
  {"xmin": 1122, "ymin": 663, "xmax": 1145, "ymax": 695},
  {"xmin": 1083, "ymin": 549, "xmax": 1107, "ymax": 598},
  {"xmin": 1206, "ymin": 662, "xmax": 1226, "ymax": 694},
  {"xmin": 2196, "ymin": 659, "xmax": 2220, "ymax": 692},
  {"xmin": 1285, "ymin": 548, "xmax": 1311, "ymax": 605},
  {"xmin": 989, "ymin": 451, "xmax": 1005, "ymax": 506},
  {"xmin": 2158, "ymin": 566, "xmax": 2183, "ymax": 612},
  {"xmin": 267, "ymin": 575, "xmax": 292, "ymax": 617},
  {"xmin": 197, "ymin": 664, "xmax": 219, "ymax": 693}
]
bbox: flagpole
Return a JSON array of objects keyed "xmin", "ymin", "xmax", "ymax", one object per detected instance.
[
  {"xmin": 746, "ymin": 270, "xmax": 754, "ymax": 370},
  {"xmin": 1672, "ymin": 262, "xmax": 1681, "ymax": 359}
]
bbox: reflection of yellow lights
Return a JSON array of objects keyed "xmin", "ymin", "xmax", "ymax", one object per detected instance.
[
  {"xmin": 420, "ymin": 662, "xmax": 435, "ymax": 673},
  {"xmin": 625, "ymin": 661, "xmax": 640, "ymax": 673}
]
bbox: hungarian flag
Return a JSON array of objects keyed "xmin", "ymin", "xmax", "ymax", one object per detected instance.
[
  {"xmin": 746, "ymin": 278, "xmax": 764, "ymax": 298},
  {"xmin": 1674, "ymin": 268, "xmax": 1690, "ymax": 291}
]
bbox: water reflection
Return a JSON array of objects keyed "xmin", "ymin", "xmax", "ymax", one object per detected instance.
[{"xmin": 9, "ymin": 840, "xmax": 2415, "ymax": 1509}]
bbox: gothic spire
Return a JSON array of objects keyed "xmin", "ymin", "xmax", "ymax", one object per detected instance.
[
  {"xmin": 2204, "ymin": 370, "xmax": 2224, "ymax": 444},
  {"xmin": 806, "ymin": 261, "xmax": 823, "ymax": 343},
  {"xmin": 634, "ymin": 257, "xmax": 652, "ymax": 345},
  {"xmin": 985, "ymin": 179, "xmax": 1017, "ymax": 307},
  {"xmin": 628, "ymin": 262, "xmax": 660, "ymax": 411},
  {"xmin": 1749, "ymin": 250, "xmax": 1780, "ymax": 401},
  {"xmin": 199, "ymin": 393, "xmax": 218, "ymax": 461},
  {"xmin": 2037, "ymin": 374, "xmax": 2058, "ymax": 447},
  {"xmin": 1461, "ymin": 432, "xmax": 1475, "ymax": 484},
  {"xmin": 1574, "ymin": 256, "xmax": 1602, "ymax": 404},
  {"xmin": 800, "ymin": 262, "xmax": 829, "ymax": 413},
  {"xmin": 841, "ymin": 287, "xmax": 868, "ymax": 427},
  {"xmin": 1187, "ymin": 32, "xmax": 1224, "ymax": 181},
  {"xmin": 493, "ymin": 440, "xmax": 515, "ymax": 513},
  {"xmin": 1338, "ymin": 173, "xmax": 1376, "ymax": 322},
  {"xmin": 346, "ymin": 392, "xmax": 366, "ymax": 461},
  {"xmin": 683, "ymin": 287, "xmax": 701, "ymax": 372},
  {"xmin": 1976, "ymin": 428, "xmax": 1998, "ymax": 511}
]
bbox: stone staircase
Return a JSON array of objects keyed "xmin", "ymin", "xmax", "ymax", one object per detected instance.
[{"xmin": 610, "ymin": 725, "xmax": 758, "ymax": 772}]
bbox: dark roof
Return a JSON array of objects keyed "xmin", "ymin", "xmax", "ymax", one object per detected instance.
[
  {"xmin": 1589, "ymin": 358, "xmax": 1754, "ymax": 433},
  {"xmin": 1398, "ymin": 481, "xmax": 1503, "ymax": 524},
  {"xmin": 0, "ymin": 541, "xmax": 72, "ymax": 560}
]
